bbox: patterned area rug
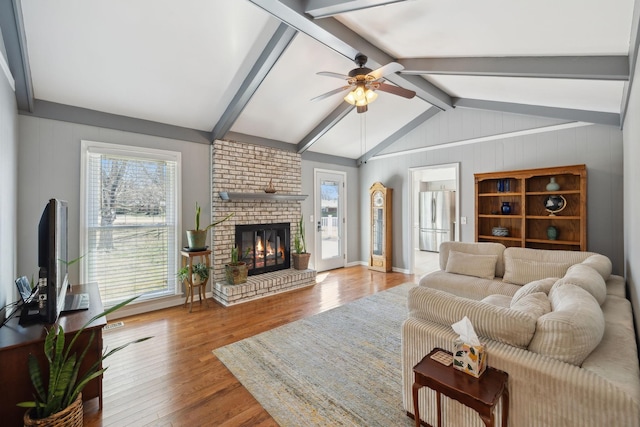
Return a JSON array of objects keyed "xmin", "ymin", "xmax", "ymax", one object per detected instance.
[{"xmin": 213, "ymin": 282, "xmax": 418, "ymax": 427}]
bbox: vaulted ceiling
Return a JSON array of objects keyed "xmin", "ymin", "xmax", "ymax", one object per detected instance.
[{"xmin": 2, "ymin": 0, "xmax": 638, "ymax": 165}]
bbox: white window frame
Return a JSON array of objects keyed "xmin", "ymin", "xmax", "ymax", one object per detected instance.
[{"xmin": 80, "ymin": 140, "xmax": 182, "ymax": 307}]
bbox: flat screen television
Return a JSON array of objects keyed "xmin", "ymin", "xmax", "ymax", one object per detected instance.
[{"xmin": 38, "ymin": 198, "xmax": 69, "ymax": 323}]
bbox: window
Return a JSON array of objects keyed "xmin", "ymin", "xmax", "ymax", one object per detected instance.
[{"xmin": 81, "ymin": 141, "xmax": 181, "ymax": 308}]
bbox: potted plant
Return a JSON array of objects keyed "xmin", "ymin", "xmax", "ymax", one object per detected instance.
[
  {"xmin": 178, "ymin": 262, "xmax": 212, "ymax": 286},
  {"xmin": 17, "ymin": 296, "xmax": 151, "ymax": 426},
  {"xmin": 225, "ymin": 245, "xmax": 248, "ymax": 285},
  {"xmin": 292, "ymin": 215, "xmax": 311, "ymax": 270},
  {"xmin": 186, "ymin": 202, "xmax": 233, "ymax": 249}
]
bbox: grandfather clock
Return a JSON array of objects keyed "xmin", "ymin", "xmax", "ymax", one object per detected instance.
[{"xmin": 369, "ymin": 182, "xmax": 392, "ymax": 272}]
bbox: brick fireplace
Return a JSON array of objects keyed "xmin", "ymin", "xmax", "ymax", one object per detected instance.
[{"xmin": 210, "ymin": 140, "xmax": 316, "ymax": 305}]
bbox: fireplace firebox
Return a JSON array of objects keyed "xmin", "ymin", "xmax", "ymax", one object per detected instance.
[{"xmin": 235, "ymin": 223, "xmax": 290, "ymax": 275}]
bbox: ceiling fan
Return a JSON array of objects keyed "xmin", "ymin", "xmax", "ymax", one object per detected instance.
[{"xmin": 312, "ymin": 53, "xmax": 416, "ymax": 113}]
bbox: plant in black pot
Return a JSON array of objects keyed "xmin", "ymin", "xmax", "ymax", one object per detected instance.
[
  {"xmin": 225, "ymin": 245, "xmax": 248, "ymax": 285},
  {"xmin": 186, "ymin": 202, "xmax": 233, "ymax": 250},
  {"xmin": 17, "ymin": 296, "xmax": 151, "ymax": 426},
  {"xmin": 292, "ymin": 215, "xmax": 311, "ymax": 270}
]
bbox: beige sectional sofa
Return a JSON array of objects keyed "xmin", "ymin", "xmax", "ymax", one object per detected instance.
[{"xmin": 402, "ymin": 241, "xmax": 640, "ymax": 427}]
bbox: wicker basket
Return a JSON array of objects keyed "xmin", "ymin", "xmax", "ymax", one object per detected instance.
[{"xmin": 23, "ymin": 393, "xmax": 83, "ymax": 427}]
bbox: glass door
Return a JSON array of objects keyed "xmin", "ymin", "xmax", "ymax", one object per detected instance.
[{"xmin": 314, "ymin": 169, "xmax": 346, "ymax": 271}]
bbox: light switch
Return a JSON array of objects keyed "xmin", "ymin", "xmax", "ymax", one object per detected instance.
[
  {"xmin": 460, "ymin": 216, "xmax": 467, "ymax": 224},
  {"xmin": 309, "ymin": 215, "xmax": 314, "ymax": 222}
]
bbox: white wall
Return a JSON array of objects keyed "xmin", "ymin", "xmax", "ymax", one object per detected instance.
[
  {"xmin": 361, "ymin": 108, "xmax": 624, "ymax": 275},
  {"xmin": 16, "ymin": 116, "xmax": 211, "ymax": 285},
  {"xmin": 623, "ymin": 61, "xmax": 640, "ymax": 344},
  {"xmin": 0, "ymin": 33, "xmax": 18, "ymax": 313}
]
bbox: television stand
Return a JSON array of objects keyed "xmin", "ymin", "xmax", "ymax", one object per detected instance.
[{"xmin": 0, "ymin": 283, "xmax": 105, "ymax": 426}]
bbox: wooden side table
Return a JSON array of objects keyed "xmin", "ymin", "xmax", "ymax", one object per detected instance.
[
  {"xmin": 180, "ymin": 249, "xmax": 211, "ymax": 312},
  {"xmin": 412, "ymin": 347, "xmax": 509, "ymax": 427}
]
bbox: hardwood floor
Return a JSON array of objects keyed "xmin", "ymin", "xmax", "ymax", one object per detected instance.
[{"xmin": 83, "ymin": 266, "xmax": 417, "ymax": 426}]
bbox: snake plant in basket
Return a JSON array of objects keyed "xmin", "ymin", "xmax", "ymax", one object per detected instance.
[{"xmin": 17, "ymin": 296, "xmax": 152, "ymax": 423}]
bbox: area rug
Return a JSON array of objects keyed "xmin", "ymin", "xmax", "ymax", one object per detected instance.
[{"xmin": 213, "ymin": 282, "xmax": 417, "ymax": 427}]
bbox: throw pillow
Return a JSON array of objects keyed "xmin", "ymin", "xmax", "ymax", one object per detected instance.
[
  {"xmin": 503, "ymin": 258, "xmax": 573, "ymax": 285},
  {"xmin": 555, "ymin": 263, "xmax": 607, "ymax": 305},
  {"xmin": 445, "ymin": 250, "xmax": 498, "ymax": 280},
  {"xmin": 528, "ymin": 283, "xmax": 605, "ymax": 366},
  {"xmin": 481, "ymin": 294, "xmax": 512, "ymax": 308},
  {"xmin": 511, "ymin": 277, "xmax": 557, "ymax": 305},
  {"xmin": 439, "ymin": 242, "xmax": 506, "ymax": 277},
  {"xmin": 510, "ymin": 292, "xmax": 551, "ymax": 320},
  {"xmin": 580, "ymin": 254, "xmax": 612, "ymax": 281}
]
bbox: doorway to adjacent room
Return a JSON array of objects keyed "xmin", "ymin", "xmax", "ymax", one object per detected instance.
[{"xmin": 409, "ymin": 163, "xmax": 460, "ymax": 276}]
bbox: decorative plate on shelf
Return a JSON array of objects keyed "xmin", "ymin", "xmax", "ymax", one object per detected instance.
[
  {"xmin": 544, "ymin": 195, "xmax": 567, "ymax": 216},
  {"xmin": 491, "ymin": 227, "xmax": 509, "ymax": 237}
]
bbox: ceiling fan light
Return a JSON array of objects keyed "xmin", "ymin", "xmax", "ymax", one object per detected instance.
[
  {"xmin": 344, "ymin": 92, "xmax": 357, "ymax": 105},
  {"xmin": 365, "ymin": 89, "xmax": 378, "ymax": 102}
]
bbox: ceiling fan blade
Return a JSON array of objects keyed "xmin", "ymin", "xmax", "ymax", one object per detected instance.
[
  {"xmin": 368, "ymin": 62, "xmax": 404, "ymax": 80},
  {"xmin": 317, "ymin": 71, "xmax": 350, "ymax": 80},
  {"xmin": 376, "ymin": 82, "xmax": 416, "ymax": 99},
  {"xmin": 310, "ymin": 85, "xmax": 352, "ymax": 102}
]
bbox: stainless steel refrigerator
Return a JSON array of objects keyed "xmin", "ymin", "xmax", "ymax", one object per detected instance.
[{"xmin": 419, "ymin": 191, "xmax": 455, "ymax": 252}]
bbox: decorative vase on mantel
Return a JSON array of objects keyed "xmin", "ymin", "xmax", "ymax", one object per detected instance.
[{"xmin": 546, "ymin": 177, "xmax": 560, "ymax": 191}]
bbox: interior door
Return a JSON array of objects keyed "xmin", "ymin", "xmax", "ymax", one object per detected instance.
[{"xmin": 314, "ymin": 170, "xmax": 346, "ymax": 272}]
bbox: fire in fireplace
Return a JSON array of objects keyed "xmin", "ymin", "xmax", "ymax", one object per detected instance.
[{"xmin": 235, "ymin": 223, "xmax": 290, "ymax": 275}]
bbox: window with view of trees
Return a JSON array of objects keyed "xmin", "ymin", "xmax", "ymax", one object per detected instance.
[{"xmin": 81, "ymin": 141, "xmax": 181, "ymax": 308}]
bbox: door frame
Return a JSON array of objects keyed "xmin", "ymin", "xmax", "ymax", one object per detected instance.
[
  {"xmin": 313, "ymin": 168, "xmax": 347, "ymax": 272},
  {"xmin": 408, "ymin": 163, "xmax": 460, "ymax": 274}
]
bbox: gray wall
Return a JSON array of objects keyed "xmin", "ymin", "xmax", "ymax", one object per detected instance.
[
  {"xmin": 0, "ymin": 34, "xmax": 18, "ymax": 313},
  {"xmin": 16, "ymin": 116, "xmax": 211, "ymax": 285},
  {"xmin": 360, "ymin": 108, "xmax": 624, "ymax": 275},
  {"xmin": 623, "ymin": 55, "xmax": 640, "ymax": 344},
  {"xmin": 301, "ymin": 159, "xmax": 360, "ymax": 267}
]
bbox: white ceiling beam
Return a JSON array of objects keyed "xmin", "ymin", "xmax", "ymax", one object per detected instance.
[
  {"xmin": 454, "ymin": 98, "xmax": 620, "ymax": 127},
  {"xmin": 249, "ymin": 0, "xmax": 452, "ymax": 111},
  {"xmin": 297, "ymin": 102, "xmax": 354, "ymax": 153},
  {"xmin": 357, "ymin": 107, "xmax": 440, "ymax": 166},
  {"xmin": 211, "ymin": 23, "xmax": 297, "ymax": 141},
  {"xmin": 399, "ymin": 56, "xmax": 630, "ymax": 80},
  {"xmin": 305, "ymin": 0, "xmax": 407, "ymax": 18},
  {"xmin": 0, "ymin": 0, "xmax": 34, "ymax": 112}
]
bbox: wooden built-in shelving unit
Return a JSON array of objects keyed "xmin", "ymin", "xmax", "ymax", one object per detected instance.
[{"xmin": 475, "ymin": 164, "xmax": 587, "ymax": 251}]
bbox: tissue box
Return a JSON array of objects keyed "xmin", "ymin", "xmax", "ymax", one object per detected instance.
[{"xmin": 453, "ymin": 341, "xmax": 487, "ymax": 378}]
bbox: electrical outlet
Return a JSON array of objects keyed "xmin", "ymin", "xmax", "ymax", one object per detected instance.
[{"xmin": 460, "ymin": 216, "xmax": 467, "ymax": 225}]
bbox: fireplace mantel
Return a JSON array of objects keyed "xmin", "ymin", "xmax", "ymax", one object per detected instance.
[{"xmin": 218, "ymin": 192, "xmax": 308, "ymax": 202}]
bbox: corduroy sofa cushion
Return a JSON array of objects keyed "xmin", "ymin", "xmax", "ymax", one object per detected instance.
[
  {"xmin": 528, "ymin": 283, "xmax": 605, "ymax": 365},
  {"xmin": 502, "ymin": 247, "xmax": 594, "ymax": 285},
  {"xmin": 439, "ymin": 241, "xmax": 506, "ymax": 278},
  {"xmin": 445, "ymin": 250, "xmax": 498, "ymax": 279},
  {"xmin": 555, "ymin": 263, "xmax": 607, "ymax": 305},
  {"xmin": 511, "ymin": 277, "xmax": 557, "ymax": 305},
  {"xmin": 408, "ymin": 286, "xmax": 537, "ymax": 348}
]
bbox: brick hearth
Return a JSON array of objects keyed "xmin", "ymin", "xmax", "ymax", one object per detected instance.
[{"xmin": 213, "ymin": 268, "xmax": 316, "ymax": 306}]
